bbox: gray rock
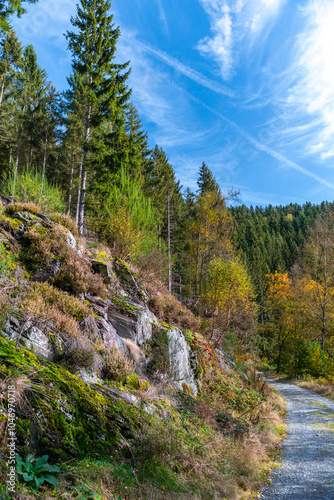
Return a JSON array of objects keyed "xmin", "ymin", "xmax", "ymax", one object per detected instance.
[
  {"xmin": 81, "ymin": 299, "xmax": 129, "ymax": 353},
  {"xmin": 2, "ymin": 320, "xmax": 57, "ymax": 361},
  {"xmin": 31, "ymin": 262, "xmax": 61, "ymax": 283},
  {"xmin": 79, "ymin": 368, "xmax": 103, "ymax": 385},
  {"xmin": 91, "ymin": 260, "xmax": 115, "ymax": 285},
  {"xmin": 34, "ymin": 213, "xmax": 51, "ymax": 223},
  {"xmin": 94, "ymin": 316, "xmax": 129, "ymax": 352},
  {"xmin": 93, "ymin": 385, "xmax": 157, "ymax": 415},
  {"xmin": 86, "ymin": 295, "xmax": 109, "ymax": 320},
  {"xmin": 166, "ymin": 327, "xmax": 198, "ymax": 396},
  {"xmin": 65, "ymin": 230, "xmax": 77, "ymax": 249},
  {"xmin": 108, "ymin": 297, "xmax": 159, "ymax": 345}
]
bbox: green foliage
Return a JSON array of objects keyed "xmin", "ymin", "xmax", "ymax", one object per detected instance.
[
  {"xmin": 201, "ymin": 258, "xmax": 256, "ymax": 346},
  {"xmin": 16, "ymin": 454, "xmax": 60, "ymax": 491},
  {"xmin": 91, "ymin": 168, "xmax": 159, "ymax": 260},
  {"xmin": 2, "ymin": 168, "xmax": 66, "ymax": 213},
  {"xmin": 230, "ymin": 202, "xmax": 329, "ymax": 304},
  {"xmin": 197, "ymin": 162, "xmax": 220, "ymax": 195},
  {"xmin": 0, "ymin": 241, "xmax": 15, "ymax": 278}
]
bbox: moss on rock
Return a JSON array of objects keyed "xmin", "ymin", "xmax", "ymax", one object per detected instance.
[{"xmin": 0, "ymin": 337, "xmax": 150, "ymax": 461}]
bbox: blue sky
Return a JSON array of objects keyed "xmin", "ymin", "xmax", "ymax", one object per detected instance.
[{"xmin": 12, "ymin": 0, "xmax": 334, "ymax": 207}]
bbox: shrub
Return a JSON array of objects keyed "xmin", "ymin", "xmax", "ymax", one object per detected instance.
[
  {"xmin": 23, "ymin": 283, "xmax": 91, "ymax": 321},
  {"xmin": 21, "ymin": 283, "xmax": 90, "ymax": 340},
  {"xmin": 148, "ymin": 291, "xmax": 200, "ymax": 331},
  {"xmin": 24, "ymin": 226, "xmax": 105, "ymax": 297},
  {"xmin": 89, "ymin": 168, "xmax": 159, "ymax": 260},
  {"xmin": 61, "ymin": 346, "xmax": 96, "ymax": 372},
  {"xmin": 49, "ymin": 212, "xmax": 79, "ymax": 237},
  {"xmin": 101, "ymin": 347, "xmax": 134, "ymax": 383}
]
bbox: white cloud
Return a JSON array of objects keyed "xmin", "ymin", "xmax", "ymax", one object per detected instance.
[
  {"xmin": 287, "ymin": 0, "xmax": 334, "ymax": 160},
  {"xmin": 13, "ymin": 0, "xmax": 75, "ymax": 43},
  {"xmin": 197, "ymin": 0, "xmax": 285, "ymax": 79}
]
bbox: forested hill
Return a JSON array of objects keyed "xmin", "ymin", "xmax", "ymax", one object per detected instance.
[{"xmin": 230, "ymin": 202, "xmax": 333, "ymax": 300}]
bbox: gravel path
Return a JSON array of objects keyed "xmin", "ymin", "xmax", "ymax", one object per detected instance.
[{"xmin": 260, "ymin": 380, "xmax": 334, "ymax": 499}]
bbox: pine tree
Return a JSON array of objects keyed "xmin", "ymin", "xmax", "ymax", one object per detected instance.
[
  {"xmin": 65, "ymin": 0, "xmax": 131, "ymax": 234},
  {"xmin": 125, "ymin": 103, "xmax": 151, "ymax": 178},
  {"xmin": 0, "ymin": 30, "xmax": 22, "ymax": 107},
  {"xmin": 0, "ymin": 0, "xmax": 38, "ymax": 32},
  {"xmin": 197, "ymin": 162, "xmax": 220, "ymax": 194},
  {"xmin": 9, "ymin": 45, "xmax": 49, "ymax": 194}
]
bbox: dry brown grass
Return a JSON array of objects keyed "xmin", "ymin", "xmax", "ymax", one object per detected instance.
[
  {"xmin": 147, "ymin": 290, "xmax": 200, "ymax": 331},
  {"xmin": 100, "ymin": 347, "xmax": 135, "ymax": 382},
  {"xmin": 21, "ymin": 282, "xmax": 91, "ymax": 340},
  {"xmin": 294, "ymin": 377, "xmax": 334, "ymax": 402},
  {"xmin": 6, "ymin": 202, "xmax": 41, "ymax": 214},
  {"xmin": 24, "ymin": 225, "xmax": 106, "ymax": 297},
  {"xmin": 49, "ymin": 212, "xmax": 79, "ymax": 237}
]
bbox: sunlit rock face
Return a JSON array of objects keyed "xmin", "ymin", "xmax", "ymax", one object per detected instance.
[
  {"xmin": 108, "ymin": 298, "xmax": 159, "ymax": 345},
  {"xmin": 166, "ymin": 327, "xmax": 198, "ymax": 396}
]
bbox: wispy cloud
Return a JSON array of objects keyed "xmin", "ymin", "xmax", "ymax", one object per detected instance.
[
  {"xmin": 197, "ymin": 0, "xmax": 285, "ymax": 79},
  {"xmin": 117, "ymin": 31, "xmax": 212, "ymax": 150},
  {"xmin": 187, "ymin": 92, "xmax": 334, "ymax": 190},
  {"xmin": 137, "ymin": 42, "xmax": 234, "ymax": 97},
  {"xmin": 287, "ymin": 0, "xmax": 334, "ymax": 160},
  {"xmin": 155, "ymin": 0, "xmax": 169, "ymax": 33}
]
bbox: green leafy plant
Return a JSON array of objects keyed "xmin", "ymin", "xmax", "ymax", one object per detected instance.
[{"xmin": 16, "ymin": 454, "xmax": 60, "ymax": 491}]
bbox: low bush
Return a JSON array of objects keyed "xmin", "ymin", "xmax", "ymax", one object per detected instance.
[
  {"xmin": 21, "ymin": 283, "xmax": 90, "ymax": 340},
  {"xmin": 100, "ymin": 347, "xmax": 134, "ymax": 383},
  {"xmin": 24, "ymin": 225, "xmax": 105, "ymax": 297},
  {"xmin": 23, "ymin": 283, "xmax": 90, "ymax": 321},
  {"xmin": 148, "ymin": 291, "xmax": 200, "ymax": 331},
  {"xmin": 49, "ymin": 212, "xmax": 79, "ymax": 237}
]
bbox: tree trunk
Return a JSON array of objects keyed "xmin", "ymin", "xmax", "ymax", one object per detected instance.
[
  {"xmin": 0, "ymin": 80, "xmax": 5, "ymax": 108},
  {"xmin": 75, "ymin": 160, "xmax": 83, "ymax": 226},
  {"xmin": 67, "ymin": 151, "xmax": 75, "ymax": 216},
  {"xmin": 167, "ymin": 191, "xmax": 172, "ymax": 293},
  {"xmin": 12, "ymin": 128, "xmax": 22, "ymax": 200},
  {"xmin": 78, "ymin": 95, "xmax": 92, "ymax": 235},
  {"xmin": 41, "ymin": 121, "xmax": 49, "ymax": 198},
  {"xmin": 29, "ymin": 146, "xmax": 33, "ymax": 167}
]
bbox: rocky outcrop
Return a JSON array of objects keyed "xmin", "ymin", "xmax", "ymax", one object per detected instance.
[
  {"xmin": 108, "ymin": 297, "xmax": 159, "ymax": 345},
  {"xmin": 0, "ymin": 204, "xmax": 200, "ymax": 398},
  {"xmin": 2, "ymin": 318, "xmax": 57, "ymax": 361},
  {"xmin": 166, "ymin": 327, "xmax": 198, "ymax": 396}
]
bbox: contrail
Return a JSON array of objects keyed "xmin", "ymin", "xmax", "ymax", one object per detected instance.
[
  {"xmin": 138, "ymin": 42, "xmax": 235, "ymax": 98},
  {"xmin": 188, "ymin": 94, "xmax": 334, "ymax": 191}
]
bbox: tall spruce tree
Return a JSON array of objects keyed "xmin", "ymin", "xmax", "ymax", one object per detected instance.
[
  {"xmin": 197, "ymin": 162, "xmax": 220, "ymax": 195},
  {"xmin": 65, "ymin": 0, "xmax": 131, "ymax": 234},
  {"xmin": 0, "ymin": 0, "xmax": 38, "ymax": 32}
]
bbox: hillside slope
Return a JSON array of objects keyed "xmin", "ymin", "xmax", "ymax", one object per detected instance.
[{"xmin": 0, "ymin": 199, "xmax": 285, "ymax": 499}]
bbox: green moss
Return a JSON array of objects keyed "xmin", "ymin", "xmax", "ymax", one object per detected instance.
[
  {"xmin": 111, "ymin": 296, "xmax": 140, "ymax": 314},
  {"xmin": 145, "ymin": 329, "xmax": 170, "ymax": 376},
  {"xmin": 0, "ymin": 337, "xmax": 150, "ymax": 461}
]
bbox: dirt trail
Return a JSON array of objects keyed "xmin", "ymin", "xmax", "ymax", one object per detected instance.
[{"xmin": 260, "ymin": 380, "xmax": 334, "ymax": 499}]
